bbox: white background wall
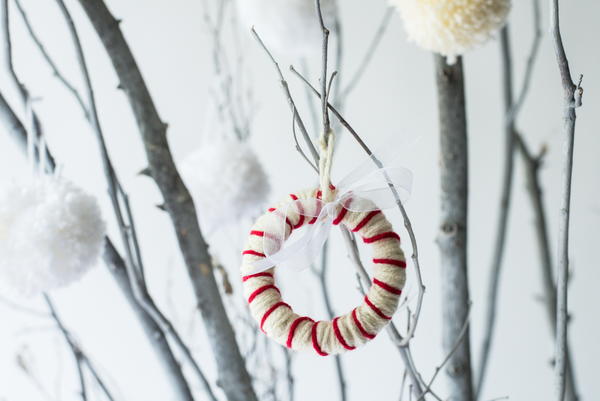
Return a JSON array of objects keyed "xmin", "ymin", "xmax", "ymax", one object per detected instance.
[{"xmin": 0, "ymin": 1, "xmax": 598, "ymax": 401}]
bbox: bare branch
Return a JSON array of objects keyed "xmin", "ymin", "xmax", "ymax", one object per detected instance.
[
  {"xmin": 434, "ymin": 54, "xmax": 474, "ymax": 401},
  {"xmin": 417, "ymin": 304, "xmax": 472, "ymax": 401},
  {"xmin": 12, "ymin": 0, "xmax": 89, "ymax": 119},
  {"xmin": 315, "ymin": 0, "xmax": 331, "ymax": 135},
  {"xmin": 549, "ymin": 0, "xmax": 583, "ymax": 399},
  {"xmin": 476, "ymin": 25, "xmax": 517, "ymax": 398},
  {"xmin": 251, "ymin": 27, "xmax": 319, "ymax": 165},
  {"xmin": 44, "ymin": 295, "xmax": 116, "ymax": 401},
  {"xmin": 75, "ymin": 2, "xmax": 257, "ymax": 399}
]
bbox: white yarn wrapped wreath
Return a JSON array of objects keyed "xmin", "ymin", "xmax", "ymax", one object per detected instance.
[{"xmin": 241, "ymin": 187, "xmax": 406, "ymax": 355}]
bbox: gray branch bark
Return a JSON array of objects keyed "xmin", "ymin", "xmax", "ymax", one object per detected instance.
[
  {"xmin": 434, "ymin": 55, "xmax": 474, "ymax": 401},
  {"xmin": 549, "ymin": 0, "xmax": 582, "ymax": 400},
  {"xmin": 516, "ymin": 136, "xmax": 578, "ymax": 401},
  {"xmin": 74, "ymin": 2, "xmax": 257, "ymax": 400}
]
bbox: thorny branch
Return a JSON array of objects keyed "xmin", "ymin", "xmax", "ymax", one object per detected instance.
[{"xmin": 549, "ymin": 0, "xmax": 583, "ymax": 400}]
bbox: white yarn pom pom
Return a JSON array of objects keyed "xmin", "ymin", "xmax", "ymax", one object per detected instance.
[
  {"xmin": 391, "ymin": 0, "xmax": 511, "ymax": 61},
  {"xmin": 236, "ymin": 0, "xmax": 336, "ymax": 57},
  {"xmin": 0, "ymin": 175, "xmax": 106, "ymax": 297},
  {"xmin": 180, "ymin": 139, "xmax": 270, "ymax": 232}
]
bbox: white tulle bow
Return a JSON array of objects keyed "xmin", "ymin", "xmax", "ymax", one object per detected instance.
[{"xmin": 246, "ymin": 156, "xmax": 413, "ymax": 275}]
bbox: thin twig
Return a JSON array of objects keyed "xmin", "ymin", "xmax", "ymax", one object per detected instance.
[
  {"xmin": 476, "ymin": 25, "xmax": 517, "ymax": 399},
  {"xmin": 549, "ymin": 0, "xmax": 583, "ymax": 399},
  {"xmin": 292, "ymin": 108, "xmax": 319, "ymax": 173},
  {"xmin": 339, "ymin": 227, "xmax": 424, "ymax": 398},
  {"xmin": 315, "ymin": 0, "xmax": 331, "ymax": 135},
  {"xmin": 12, "ymin": 0, "xmax": 88, "ymax": 118},
  {"xmin": 515, "ymin": 134, "xmax": 579, "ymax": 401},
  {"xmin": 417, "ymin": 304, "xmax": 472, "ymax": 401},
  {"xmin": 289, "ymin": 66, "xmax": 426, "ymax": 346},
  {"xmin": 251, "ymin": 27, "xmax": 319, "ymax": 165},
  {"xmin": 505, "ymin": 0, "xmax": 542, "ymax": 126},
  {"xmin": 341, "ymin": 6, "xmax": 394, "ymax": 98},
  {"xmin": 313, "ymin": 242, "xmax": 347, "ymax": 401},
  {"xmin": 44, "ymin": 295, "xmax": 112, "ymax": 401},
  {"xmin": 477, "ymin": 2, "xmax": 546, "ymax": 397}
]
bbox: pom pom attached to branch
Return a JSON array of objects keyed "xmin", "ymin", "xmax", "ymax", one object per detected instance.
[
  {"xmin": 236, "ymin": 0, "xmax": 336, "ymax": 57},
  {"xmin": 0, "ymin": 175, "xmax": 106, "ymax": 297},
  {"xmin": 180, "ymin": 138, "xmax": 270, "ymax": 232},
  {"xmin": 391, "ymin": 0, "xmax": 511, "ymax": 62}
]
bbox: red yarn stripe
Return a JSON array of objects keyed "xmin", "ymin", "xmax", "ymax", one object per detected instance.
[
  {"xmin": 352, "ymin": 210, "xmax": 382, "ymax": 232},
  {"xmin": 242, "ymin": 272, "xmax": 273, "ymax": 282},
  {"xmin": 364, "ymin": 296, "xmax": 392, "ymax": 320},
  {"xmin": 290, "ymin": 194, "xmax": 305, "ymax": 228},
  {"xmin": 363, "ymin": 232, "xmax": 400, "ymax": 244},
  {"xmin": 373, "ymin": 258, "xmax": 407, "ymax": 268},
  {"xmin": 242, "ymin": 250, "xmax": 266, "ymax": 258},
  {"xmin": 260, "ymin": 302, "xmax": 290, "ymax": 332},
  {"xmin": 311, "ymin": 321, "xmax": 329, "ymax": 356},
  {"xmin": 250, "ymin": 230, "xmax": 265, "ymax": 237},
  {"xmin": 333, "ymin": 317, "xmax": 355, "ymax": 350},
  {"xmin": 332, "ymin": 200, "xmax": 351, "ymax": 225},
  {"xmin": 268, "ymin": 208, "xmax": 293, "ymax": 231},
  {"xmin": 352, "ymin": 308, "xmax": 375, "ymax": 339},
  {"xmin": 373, "ymin": 278, "xmax": 402, "ymax": 295},
  {"xmin": 286, "ymin": 316, "xmax": 314, "ymax": 348},
  {"xmin": 247, "ymin": 284, "xmax": 279, "ymax": 303}
]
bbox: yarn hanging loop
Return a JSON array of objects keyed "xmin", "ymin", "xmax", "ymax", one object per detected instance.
[{"xmin": 318, "ymin": 129, "xmax": 336, "ymax": 203}]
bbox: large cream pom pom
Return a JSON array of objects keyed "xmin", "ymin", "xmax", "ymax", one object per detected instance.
[
  {"xmin": 180, "ymin": 139, "xmax": 270, "ymax": 231},
  {"xmin": 236, "ymin": 0, "xmax": 336, "ymax": 57},
  {"xmin": 0, "ymin": 175, "xmax": 106, "ymax": 297},
  {"xmin": 391, "ymin": 0, "xmax": 511, "ymax": 61}
]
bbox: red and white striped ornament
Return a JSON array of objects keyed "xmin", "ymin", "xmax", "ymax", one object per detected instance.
[{"xmin": 241, "ymin": 187, "xmax": 406, "ymax": 355}]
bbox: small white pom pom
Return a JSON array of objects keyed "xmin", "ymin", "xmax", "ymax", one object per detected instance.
[
  {"xmin": 180, "ymin": 139, "xmax": 270, "ymax": 232},
  {"xmin": 236, "ymin": 0, "xmax": 336, "ymax": 57},
  {"xmin": 391, "ymin": 0, "xmax": 511, "ymax": 61},
  {"xmin": 0, "ymin": 175, "xmax": 106, "ymax": 297}
]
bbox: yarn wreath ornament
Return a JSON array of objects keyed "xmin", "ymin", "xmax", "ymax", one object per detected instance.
[{"xmin": 240, "ymin": 158, "xmax": 412, "ymax": 355}]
